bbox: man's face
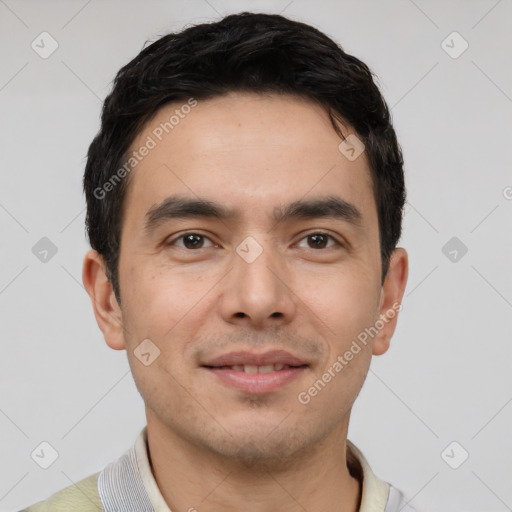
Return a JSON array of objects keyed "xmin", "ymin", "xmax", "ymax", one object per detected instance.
[{"xmin": 106, "ymin": 92, "xmax": 398, "ymax": 465}]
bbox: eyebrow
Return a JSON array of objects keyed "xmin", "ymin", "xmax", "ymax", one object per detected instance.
[{"xmin": 143, "ymin": 194, "xmax": 363, "ymax": 235}]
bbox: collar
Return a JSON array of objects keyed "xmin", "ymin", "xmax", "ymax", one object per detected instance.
[{"xmin": 98, "ymin": 426, "xmax": 401, "ymax": 512}]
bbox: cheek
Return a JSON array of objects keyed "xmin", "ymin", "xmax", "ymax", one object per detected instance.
[
  {"xmin": 298, "ymin": 281, "xmax": 376, "ymax": 413},
  {"xmin": 297, "ymin": 264, "xmax": 379, "ymax": 334},
  {"xmin": 119, "ymin": 262, "xmax": 213, "ymax": 355}
]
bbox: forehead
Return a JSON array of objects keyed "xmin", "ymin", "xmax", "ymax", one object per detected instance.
[{"xmin": 121, "ymin": 92, "xmax": 376, "ymax": 231}]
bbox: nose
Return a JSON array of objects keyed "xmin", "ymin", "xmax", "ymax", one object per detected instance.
[{"xmin": 219, "ymin": 239, "xmax": 297, "ymax": 329}]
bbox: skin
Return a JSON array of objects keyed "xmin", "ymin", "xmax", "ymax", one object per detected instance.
[{"xmin": 83, "ymin": 92, "xmax": 408, "ymax": 512}]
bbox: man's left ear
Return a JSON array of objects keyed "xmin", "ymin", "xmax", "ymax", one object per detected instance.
[{"xmin": 372, "ymin": 248, "xmax": 408, "ymax": 356}]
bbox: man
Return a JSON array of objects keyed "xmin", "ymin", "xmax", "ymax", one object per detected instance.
[{"xmin": 21, "ymin": 11, "xmax": 410, "ymax": 512}]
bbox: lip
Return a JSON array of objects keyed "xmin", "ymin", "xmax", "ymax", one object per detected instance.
[
  {"xmin": 203, "ymin": 366, "xmax": 307, "ymax": 394},
  {"xmin": 201, "ymin": 350, "xmax": 309, "ymax": 394},
  {"xmin": 201, "ymin": 349, "xmax": 308, "ymax": 367}
]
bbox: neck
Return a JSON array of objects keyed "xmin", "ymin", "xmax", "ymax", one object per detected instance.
[{"xmin": 146, "ymin": 414, "xmax": 362, "ymax": 512}]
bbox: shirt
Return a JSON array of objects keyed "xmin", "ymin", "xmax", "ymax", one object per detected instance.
[{"xmin": 20, "ymin": 426, "xmax": 416, "ymax": 511}]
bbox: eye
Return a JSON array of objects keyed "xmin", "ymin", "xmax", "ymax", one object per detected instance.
[
  {"xmin": 167, "ymin": 233, "xmax": 216, "ymax": 250},
  {"xmin": 296, "ymin": 232, "xmax": 341, "ymax": 250}
]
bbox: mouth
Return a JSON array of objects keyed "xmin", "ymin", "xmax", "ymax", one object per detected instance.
[
  {"xmin": 200, "ymin": 350, "xmax": 309, "ymax": 394},
  {"xmin": 206, "ymin": 363, "xmax": 302, "ymax": 373}
]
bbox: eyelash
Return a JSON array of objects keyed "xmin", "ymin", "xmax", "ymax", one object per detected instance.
[{"xmin": 167, "ymin": 231, "xmax": 343, "ymax": 250}]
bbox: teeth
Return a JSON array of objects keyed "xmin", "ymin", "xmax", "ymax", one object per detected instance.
[{"xmin": 229, "ymin": 364, "xmax": 289, "ymax": 373}]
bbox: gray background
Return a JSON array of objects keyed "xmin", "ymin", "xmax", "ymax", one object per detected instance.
[{"xmin": 1, "ymin": 1, "xmax": 511, "ymax": 511}]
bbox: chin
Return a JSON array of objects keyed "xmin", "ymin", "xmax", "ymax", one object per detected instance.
[
  {"xmin": 200, "ymin": 415, "xmax": 327, "ymax": 471},
  {"xmin": 207, "ymin": 434, "xmax": 305, "ymax": 472}
]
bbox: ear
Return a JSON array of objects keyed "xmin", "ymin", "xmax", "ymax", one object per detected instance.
[
  {"xmin": 372, "ymin": 248, "xmax": 408, "ymax": 356},
  {"xmin": 82, "ymin": 249, "xmax": 126, "ymax": 350}
]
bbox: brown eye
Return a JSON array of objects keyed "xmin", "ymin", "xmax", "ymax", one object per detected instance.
[
  {"xmin": 297, "ymin": 233, "xmax": 340, "ymax": 250},
  {"xmin": 183, "ymin": 234, "xmax": 204, "ymax": 249},
  {"xmin": 168, "ymin": 233, "xmax": 215, "ymax": 250},
  {"xmin": 308, "ymin": 234, "xmax": 329, "ymax": 249}
]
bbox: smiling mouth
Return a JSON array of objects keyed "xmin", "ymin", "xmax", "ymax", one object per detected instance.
[
  {"xmin": 201, "ymin": 363, "xmax": 308, "ymax": 394},
  {"xmin": 203, "ymin": 363, "xmax": 307, "ymax": 373}
]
